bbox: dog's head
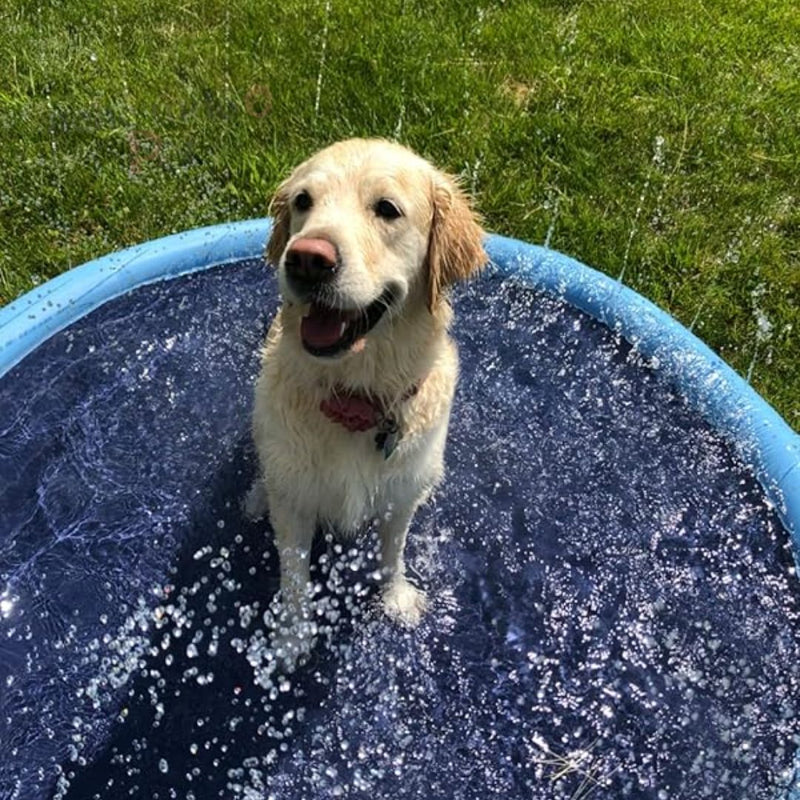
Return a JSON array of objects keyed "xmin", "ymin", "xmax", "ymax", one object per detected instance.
[{"xmin": 266, "ymin": 138, "xmax": 486, "ymax": 359}]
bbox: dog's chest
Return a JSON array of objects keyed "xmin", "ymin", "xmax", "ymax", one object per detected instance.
[
  {"xmin": 301, "ymin": 421, "xmax": 422, "ymax": 525},
  {"xmin": 264, "ymin": 400, "xmax": 443, "ymax": 532}
]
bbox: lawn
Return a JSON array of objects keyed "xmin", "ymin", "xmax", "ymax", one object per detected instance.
[{"xmin": 0, "ymin": 0, "xmax": 797, "ymax": 426}]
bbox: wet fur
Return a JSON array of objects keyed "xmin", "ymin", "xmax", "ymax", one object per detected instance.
[{"xmin": 249, "ymin": 138, "xmax": 486, "ymax": 666}]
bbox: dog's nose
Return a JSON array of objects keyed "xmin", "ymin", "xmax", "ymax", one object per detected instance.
[{"xmin": 284, "ymin": 238, "xmax": 338, "ymax": 289}]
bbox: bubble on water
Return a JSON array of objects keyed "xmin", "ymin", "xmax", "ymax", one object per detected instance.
[
  {"xmin": 193, "ymin": 545, "xmax": 212, "ymax": 561},
  {"xmin": 0, "ymin": 586, "xmax": 16, "ymax": 618}
]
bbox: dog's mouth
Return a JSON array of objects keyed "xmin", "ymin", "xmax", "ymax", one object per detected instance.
[{"xmin": 300, "ymin": 287, "xmax": 396, "ymax": 358}]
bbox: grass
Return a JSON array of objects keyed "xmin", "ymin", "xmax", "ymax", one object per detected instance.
[
  {"xmin": 0, "ymin": 0, "xmax": 797, "ymax": 426},
  {"xmin": 530, "ymin": 735, "xmax": 614, "ymax": 799}
]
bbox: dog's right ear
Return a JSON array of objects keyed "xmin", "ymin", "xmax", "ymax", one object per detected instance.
[{"xmin": 266, "ymin": 181, "xmax": 291, "ymax": 266}]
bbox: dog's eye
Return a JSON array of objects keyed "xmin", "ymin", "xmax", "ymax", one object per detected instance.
[
  {"xmin": 374, "ymin": 198, "xmax": 402, "ymax": 220},
  {"xmin": 293, "ymin": 190, "xmax": 313, "ymax": 212}
]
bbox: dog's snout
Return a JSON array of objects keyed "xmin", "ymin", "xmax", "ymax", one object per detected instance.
[{"xmin": 285, "ymin": 238, "xmax": 338, "ymax": 290}]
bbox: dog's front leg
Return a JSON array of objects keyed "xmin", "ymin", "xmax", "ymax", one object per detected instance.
[
  {"xmin": 268, "ymin": 498, "xmax": 317, "ymax": 670},
  {"xmin": 379, "ymin": 499, "xmax": 428, "ymax": 627}
]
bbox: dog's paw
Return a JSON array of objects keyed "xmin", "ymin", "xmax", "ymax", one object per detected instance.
[
  {"xmin": 244, "ymin": 480, "xmax": 269, "ymax": 520},
  {"xmin": 382, "ymin": 578, "xmax": 428, "ymax": 627}
]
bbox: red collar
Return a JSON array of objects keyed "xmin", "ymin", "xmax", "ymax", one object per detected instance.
[{"xmin": 320, "ymin": 383, "xmax": 421, "ymax": 433}]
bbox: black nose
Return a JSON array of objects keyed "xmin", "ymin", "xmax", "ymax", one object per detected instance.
[{"xmin": 284, "ymin": 238, "xmax": 338, "ymax": 292}]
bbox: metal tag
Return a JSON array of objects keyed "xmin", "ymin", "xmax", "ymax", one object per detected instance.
[{"xmin": 375, "ymin": 415, "xmax": 402, "ymax": 459}]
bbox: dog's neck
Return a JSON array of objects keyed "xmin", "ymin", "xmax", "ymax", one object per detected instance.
[{"xmin": 319, "ymin": 381, "xmax": 422, "ymax": 433}]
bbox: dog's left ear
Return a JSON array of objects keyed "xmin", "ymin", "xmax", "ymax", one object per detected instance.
[
  {"xmin": 426, "ymin": 175, "xmax": 487, "ymax": 312},
  {"xmin": 266, "ymin": 181, "xmax": 291, "ymax": 267}
]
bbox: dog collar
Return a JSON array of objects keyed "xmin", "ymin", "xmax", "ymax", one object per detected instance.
[{"xmin": 319, "ymin": 383, "xmax": 421, "ymax": 458}]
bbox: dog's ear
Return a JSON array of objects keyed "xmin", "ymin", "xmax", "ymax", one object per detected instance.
[
  {"xmin": 426, "ymin": 175, "xmax": 487, "ymax": 312},
  {"xmin": 266, "ymin": 181, "xmax": 291, "ymax": 266}
]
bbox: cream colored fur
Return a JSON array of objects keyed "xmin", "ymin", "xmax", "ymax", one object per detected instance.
[{"xmin": 249, "ymin": 139, "xmax": 485, "ymax": 667}]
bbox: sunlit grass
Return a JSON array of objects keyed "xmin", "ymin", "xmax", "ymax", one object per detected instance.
[{"xmin": 0, "ymin": 0, "xmax": 797, "ymax": 424}]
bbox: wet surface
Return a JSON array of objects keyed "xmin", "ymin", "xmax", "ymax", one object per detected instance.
[{"xmin": 1, "ymin": 258, "xmax": 799, "ymax": 799}]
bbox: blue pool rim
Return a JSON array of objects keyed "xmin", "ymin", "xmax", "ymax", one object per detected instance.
[{"xmin": 1, "ymin": 218, "xmax": 798, "ymax": 552}]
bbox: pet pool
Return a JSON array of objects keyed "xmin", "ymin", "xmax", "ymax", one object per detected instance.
[{"xmin": 1, "ymin": 219, "xmax": 799, "ymax": 799}]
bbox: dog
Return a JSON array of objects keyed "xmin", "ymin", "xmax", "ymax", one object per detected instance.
[{"xmin": 248, "ymin": 138, "xmax": 486, "ymax": 666}]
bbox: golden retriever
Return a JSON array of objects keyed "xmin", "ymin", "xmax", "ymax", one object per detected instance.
[{"xmin": 248, "ymin": 138, "xmax": 486, "ymax": 666}]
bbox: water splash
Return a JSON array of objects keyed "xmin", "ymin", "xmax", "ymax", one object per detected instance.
[
  {"xmin": 543, "ymin": 189, "xmax": 560, "ymax": 250},
  {"xmin": 314, "ymin": 0, "xmax": 332, "ymax": 117},
  {"xmin": 464, "ymin": 153, "xmax": 483, "ymax": 198},
  {"xmin": 393, "ymin": 76, "xmax": 406, "ymax": 140},
  {"xmin": 746, "ymin": 282, "xmax": 774, "ymax": 384},
  {"xmin": 619, "ymin": 134, "xmax": 665, "ymax": 283}
]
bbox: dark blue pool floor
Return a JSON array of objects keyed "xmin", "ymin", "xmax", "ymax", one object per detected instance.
[{"xmin": 1, "ymin": 259, "xmax": 799, "ymax": 799}]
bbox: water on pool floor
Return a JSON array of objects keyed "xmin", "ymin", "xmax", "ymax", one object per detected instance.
[{"xmin": 1, "ymin": 259, "xmax": 799, "ymax": 799}]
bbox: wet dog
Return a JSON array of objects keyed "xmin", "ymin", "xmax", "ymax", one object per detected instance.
[{"xmin": 248, "ymin": 139, "xmax": 486, "ymax": 665}]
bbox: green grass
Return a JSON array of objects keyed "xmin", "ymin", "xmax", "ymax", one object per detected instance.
[{"xmin": 0, "ymin": 0, "xmax": 797, "ymax": 426}]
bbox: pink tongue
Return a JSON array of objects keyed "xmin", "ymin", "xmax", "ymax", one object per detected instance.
[{"xmin": 301, "ymin": 306, "xmax": 348, "ymax": 349}]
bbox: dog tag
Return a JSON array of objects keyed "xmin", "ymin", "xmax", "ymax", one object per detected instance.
[{"xmin": 375, "ymin": 416, "xmax": 401, "ymax": 459}]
